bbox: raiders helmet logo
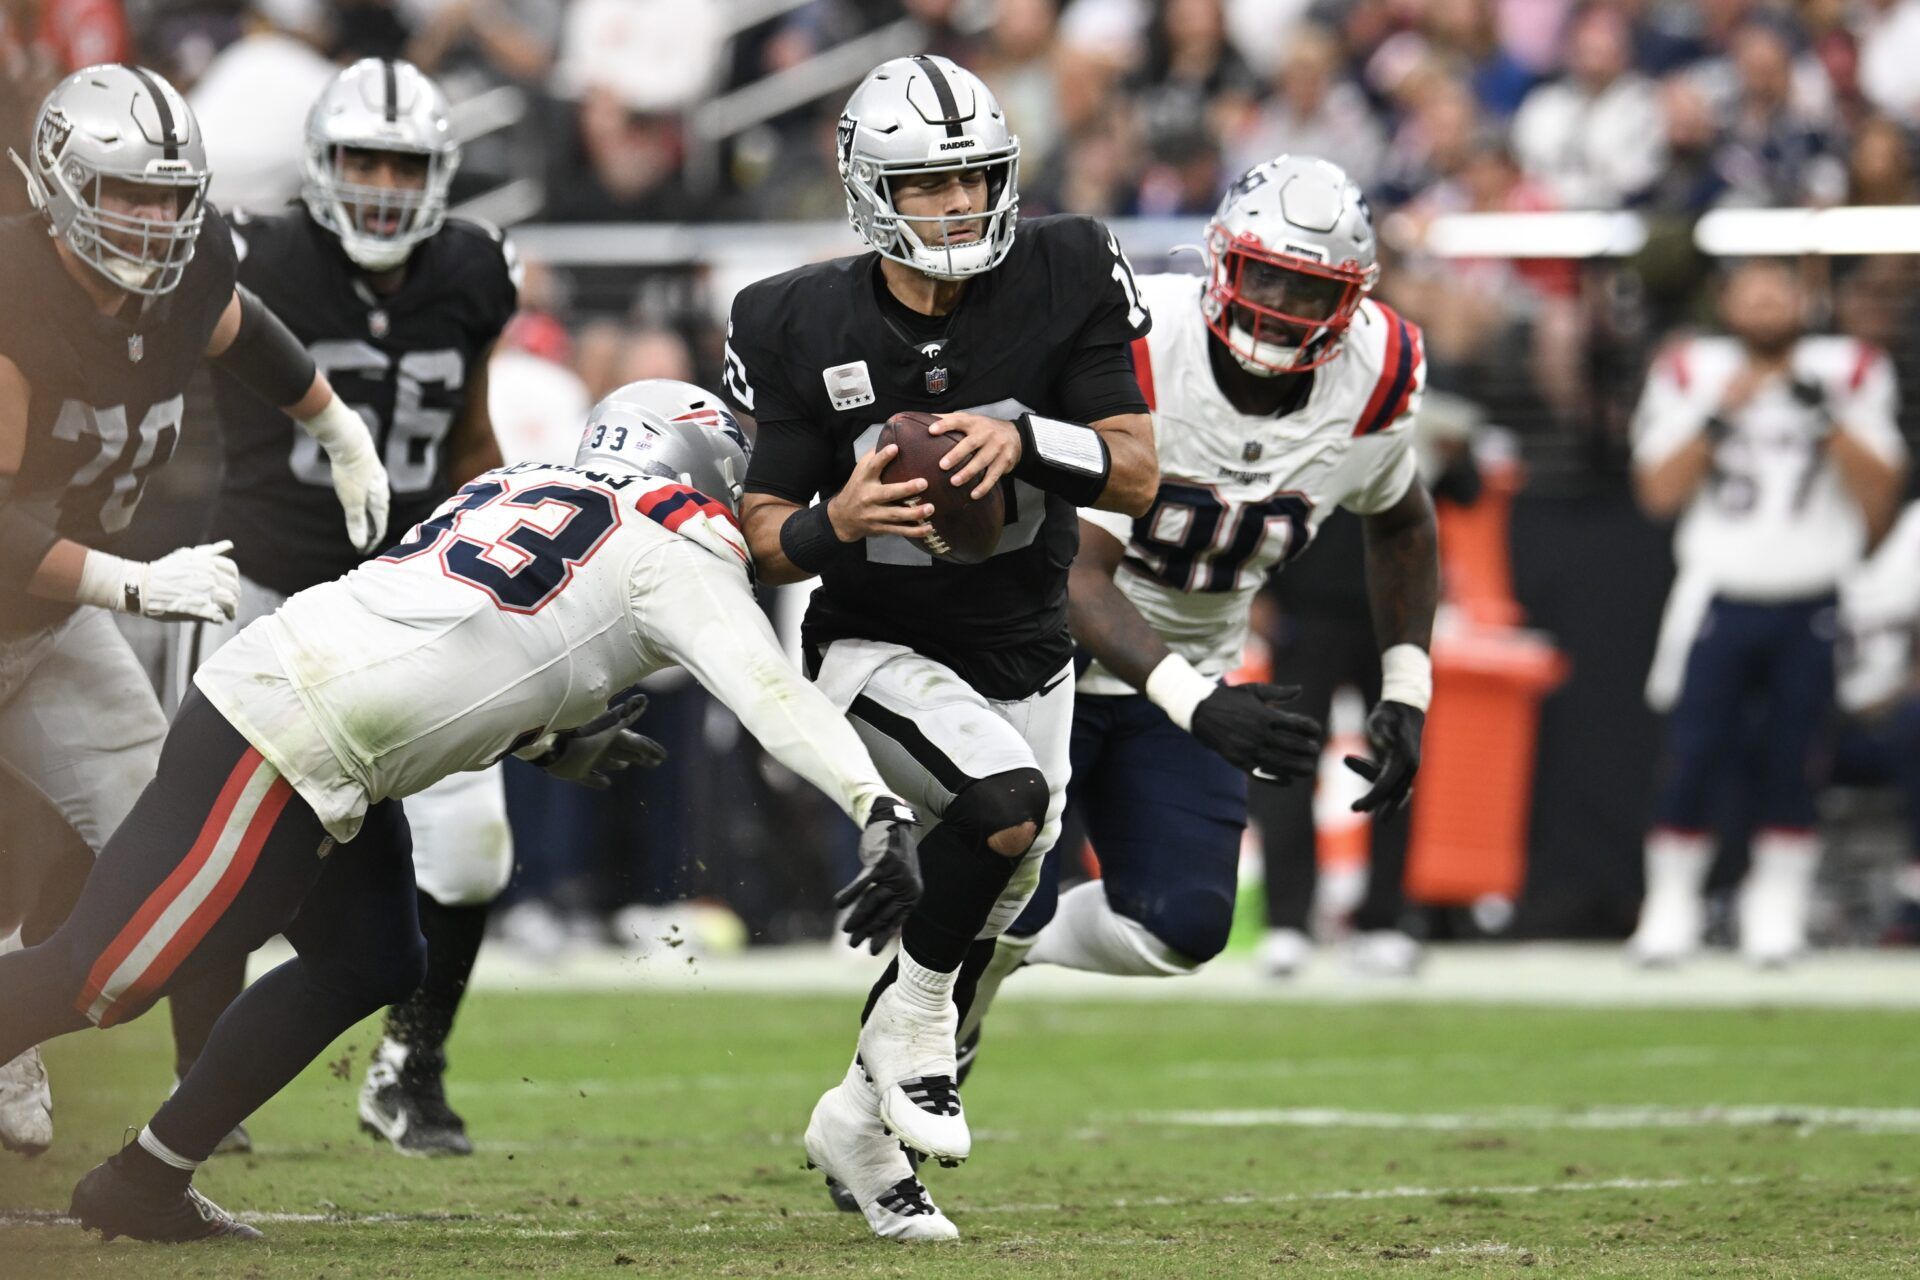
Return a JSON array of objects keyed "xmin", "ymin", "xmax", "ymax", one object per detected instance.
[{"xmin": 35, "ymin": 107, "xmax": 71, "ymax": 170}]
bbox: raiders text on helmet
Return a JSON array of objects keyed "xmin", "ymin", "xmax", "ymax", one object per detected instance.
[
  {"xmin": 1203, "ymin": 155, "xmax": 1378, "ymax": 375},
  {"xmin": 303, "ymin": 59, "xmax": 460, "ymax": 272},
  {"xmin": 575, "ymin": 380, "xmax": 751, "ymax": 513},
  {"xmin": 9, "ymin": 65, "xmax": 209, "ymax": 298},
  {"xmin": 838, "ymin": 55, "xmax": 1020, "ymax": 281}
]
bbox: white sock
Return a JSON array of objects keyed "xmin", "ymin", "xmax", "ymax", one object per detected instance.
[
  {"xmin": 894, "ymin": 950, "xmax": 957, "ymax": 1012},
  {"xmin": 1749, "ymin": 827, "xmax": 1820, "ymax": 892},
  {"xmin": 1644, "ymin": 827, "xmax": 1712, "ymax": 898},
  {"xmin": 138, "ymin": 1125, "xmax": 201, "ymax": 1173},
  {"xmin": 1026, "ymin": 881, "xmax": 1196, "ymax": 977}
]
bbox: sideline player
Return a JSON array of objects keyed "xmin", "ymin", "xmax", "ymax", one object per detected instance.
[
  {"xmin": 957, "ymin": 155, "xmax": 1436, "ymax": 1055},
  {"xmin": 725, "ymin": 54, "xmax": 1233, "ymax": 1242},
  {"xmin": 0, "ymin": 380, "xmax": 924, "ymax": 1243},
  {"xmin": 164, "ymin": 58, "xmax": 520, "ymax": 1158},
  {"xmin": 1629, "ymin": 259, "xmax": 1907, "ymax": 966},
  {"xmin": 0, "ymin": 65, "xmax": 390, "ymax": 1156}
]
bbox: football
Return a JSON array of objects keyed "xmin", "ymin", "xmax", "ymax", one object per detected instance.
[{"xmin": 877, "ymin": 411, "xmax": 1006, "ymax": 565}]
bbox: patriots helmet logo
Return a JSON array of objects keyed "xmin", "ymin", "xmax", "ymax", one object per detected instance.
[{"xmin": 672, "ymin": 405, "xmax": 750, "ymax": 455}]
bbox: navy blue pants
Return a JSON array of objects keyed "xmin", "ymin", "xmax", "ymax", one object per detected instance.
[
  {"xmin": 1654, "ymin": 594, "xmax": 1838, "ymax": 833},
  {"xmin": 1008, "ymin": 692, "xmax": 1248, "ymax": 965},
  {"xmin": 0, "ymin": 690, "xmax": 424, "ymax": 1161}
]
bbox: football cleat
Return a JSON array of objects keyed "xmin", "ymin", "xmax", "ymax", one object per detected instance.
[
  {"xmin": 1258, "ymin": 927, "xmax": 1313, "ymax": 978},
  {"xmin": 358, "ymin": 1041, "xmax": 473, "ymax": 1157},
  {"xmin": 805, "ymin": 1066, "xmax": 957, "ymax": 1241},
  {"xmin": 68, "ymin": 1159, "xmax": 262, "ymax": 1243},
  {"xmin": 0, "ymin": 1045, "xmax": 53, "ymax": 1156},
  {"xmin": 1630, "ymin": 833, "xmax": 1710, "ymax": 966},
  {"xmin": 1739, "ymin": 855, "xmax": 1815, "ymax": 969},
  {"xmin": 857, "ymin": 982, "xmax": 970, "ymax": 1164},
  {"xmin": 1344, "ymin": 929, "xmax": 1422, "ymax": 977}
]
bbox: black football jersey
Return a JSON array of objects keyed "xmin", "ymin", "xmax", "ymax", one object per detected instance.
[
  {"xmin": 0, "ymin": 208, "xmax": 237, "ymax": 638},
  {"xmin": 209, "ymin": 209, "xmax": 518, "ymax": 596},
  {"xmin": 726, "ymin": 214, "xmax": 1152, "ymax": 700}
]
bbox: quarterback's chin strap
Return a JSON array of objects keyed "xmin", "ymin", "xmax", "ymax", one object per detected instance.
[{"xmin": 1012, "ymin": 412, "xmax": 1110, "ymax": 507}]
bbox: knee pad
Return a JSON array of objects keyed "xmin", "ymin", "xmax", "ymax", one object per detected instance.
[
  {"xmin": 944, "ymin": 767, "xmax": 1050, "ymax": 855},
  {"xmin": 1134, "ymin": 884, "xmax": 1237, "ymax": 968}
]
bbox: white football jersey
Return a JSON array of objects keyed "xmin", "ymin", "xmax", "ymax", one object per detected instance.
[
  {"xmin": 196, "ymin": 461, "xmax": 888, "ymax": 841},
  {"xmin": 1632, "ymin": 335, "xmax": 1906, "ymax": 601},
  {"xmin": 1079, "ymin": 272, "xmax": 1423, "ymax": 694}
]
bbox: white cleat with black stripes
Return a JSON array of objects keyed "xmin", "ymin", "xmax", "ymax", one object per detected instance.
[
  {"xmin": 804, "ymin": 1066, "xmax": 958, "ymax": 1242},
  {"xmin": 0, "ymin": 1046, "xmax": 52, "ymax": 1157},
  {"xmin": 856, "ymin": 983, "xmax": 971, "ymax": 1165}
]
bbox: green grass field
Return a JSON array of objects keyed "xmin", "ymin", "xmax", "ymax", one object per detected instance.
[{"xmin": 3, "ymin": 986, "xmax": 1919, "ymax": 1277}]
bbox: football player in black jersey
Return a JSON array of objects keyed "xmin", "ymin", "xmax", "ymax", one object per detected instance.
[
  {"xmin": 0, "ymin": 66, "xmax": 390, "ymax": 1164},
  {"xmin": 722, "ymin": 54, "xmax": 1157, "ymax": 1242},
  {"xmin": 162, "ymin": 58, "xmax": 519, "ymax": 1160}
]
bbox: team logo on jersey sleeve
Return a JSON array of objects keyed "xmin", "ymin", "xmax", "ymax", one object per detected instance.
[{"xmin": 823, "ymin": 360, "xmax": 877, "ymax": 411}]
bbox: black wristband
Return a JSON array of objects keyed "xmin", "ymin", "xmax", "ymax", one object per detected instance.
[
  {"xmin": 780, "ymin": 501, "xmax": 856, "ymax": 575},
  {"xmin": 1013, "ymin": 412, "xmax": 1110, "ymax": 507},
  {"xmin": 211, "ymin": 286, "xmax": 318, "ymax": 407}
]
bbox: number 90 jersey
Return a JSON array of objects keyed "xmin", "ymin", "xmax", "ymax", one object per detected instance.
[
  {"xmin": 209, "ymin": 209, "xmax": 519, "ymax": 596},
  {"xmin": 194, "ymin": 462, "xmax": 760, "ymax": 841},
  {"xmin": 1078, "ymin": 273, "xmax": 1424, "ymax": 695}
]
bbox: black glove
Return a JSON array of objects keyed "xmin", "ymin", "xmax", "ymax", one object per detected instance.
[
  {"xmin": 835, "ymin": 797, "xmax": 923, "ymax": 954},
  {"xmin": 1343, "ymin": 700, "xmax": 1425, "ymax": 813},
  {"xmin": 531, "ymin": 690, "xmax": 670, "ymax": 789},
  {"xmin": 1190, "ymin": 682, "xmax": 1324, "ymax": 783},
  {"xmin": 1787, "ymin": 376, "xmax": 1835, "ymax": 445}
]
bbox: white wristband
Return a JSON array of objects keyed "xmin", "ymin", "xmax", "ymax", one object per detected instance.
[
  {"xmin": 299, "ymin": 394, "xmax": 375, "ymax": 460},
  {"xmin": 74, "ymin": 549, "xmax": 140, "ymax": 614},
  {"xmin": 1144, "ymin": 652, "xmax": 1216, "ymax": 732},
  {"xmin": 1379, "ymin": 643, "xmax": 1433, "ymax": 713}
]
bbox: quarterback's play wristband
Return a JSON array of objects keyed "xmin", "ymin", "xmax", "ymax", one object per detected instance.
[
  {"xmin": 1379, "ymin": 643, "xmax": 1433, "ymax": 713},
  {"xmin": 1145, "ymin": 652, "xmax": 1216, "ymax": 733}
]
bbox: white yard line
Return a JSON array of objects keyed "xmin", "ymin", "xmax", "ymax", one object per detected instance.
[{"xmin": 1137, "ymin": 1105, "xmax": 1920, "ymax": 1134}]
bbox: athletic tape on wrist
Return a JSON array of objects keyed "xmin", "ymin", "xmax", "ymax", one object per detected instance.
[
  {"xmin": 1379, "ymin": 643, "xmax": 1433, "ymax": 713},
  {"xmin": 1145, "ymin": 652, "xmax": 1216, "ymax": 733},
  {"xmin": 299, "ymin": 394, "xmax": 375, "ymax": 460},
  {"xmin": 74, "ymin": 549, "xmax": 139, "ymax": 614}
]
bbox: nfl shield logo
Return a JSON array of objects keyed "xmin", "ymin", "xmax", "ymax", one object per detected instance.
[
  {"xmin": 369, "ymin": 309, "xmax": 390, "ymax": 339},
  {"xmin": 1242, "ymin": 440, "xmax": 1262, "ymax": 462},
  {"xmin": 127, "ymin": 334, "xmax": 143, "ymax": 363},
  {"xmin": 925, "ymin": 366, "xmax": 949, "ymax": 396}
]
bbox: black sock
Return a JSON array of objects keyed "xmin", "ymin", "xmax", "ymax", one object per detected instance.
[
  {"xmin": 384, "ymin": 893, "xmax": 490, "ymax": 1078},
  {"xmin": 897, "ymin": 821, "xmax": 1019, "ymax": 973},
  {"xmin": 168, "ymin": 959, "xmax": 248, "ymax": 1080},
  {"xmin": 110, "ymin": 1138, "xmax": 193, "ymax": 1193}
]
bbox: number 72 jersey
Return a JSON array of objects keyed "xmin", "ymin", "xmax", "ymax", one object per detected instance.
[{"xmin": 1077, "ymin": 273, "xmax": 1426, "ymax": 695}]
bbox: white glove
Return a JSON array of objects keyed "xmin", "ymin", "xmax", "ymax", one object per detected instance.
[
  {"xmin": 301, "ymin": 395, "xmax": 390, "ymax": 553},
  {"xmin": 76, "ymin": 541, "xmax": 239, "ymax": 623}
]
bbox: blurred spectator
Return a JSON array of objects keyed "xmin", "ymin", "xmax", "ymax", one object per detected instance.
[
  {"xmin": 187, "ymin": 6, "xmax": 339, "ymax": 214},
  {"xmin": 1, "ymin": 0, "xmax": 129, "ymax": 213},
  {"xmin": 1224, "ymin": 0, "xmax": 1312, "ymax": 76},
  {"xmin": 1857, "ymin": 0, "xmax": 1920, "ymax": 125},
  {"xmin": 551, "ymin": 0, "xmax": 724, "ymax": 113},
  {"xmin": 1376, "ymin": 70, "xmax": 1480, "ymax": 206},
  {"xmin": 1423, "ymin": 0, "xmax": 1536, "ymax": 117},
  {"xmin": 490, "ymin": 261, "xmax": 591, "ymax": 465},
  {"xmin": 1133, "ymin": 0, "xmax": 1261, "ymax": 148},
  {"xmin": 329, "ymin": 0, "xmax": 411, "ymax": 60},
  {"xmin": 1511, "ymin": 3, "xmax": 1665, "ymax": 208},
  {"xmin": 1628, "ymin": 260, "xmax": 1909, "ymax": 967},
  {"xmin": 405, "ymin": 0, "xmax": 560, "ymax": 87},
  {"xmin": 1707, "ymin": 18, "xmax": 1845, "ymax": 208},
  {"xmin": 1636, "ymin": 74, "xmax": 1730, "ymax": 216},
  {"xmin": 546, "ymin": 89, "xmax": 698, "ymax": 222},
  {"xmin": 1131, "ymin": 100, "xmax": 1221, "ymax": 215},
  {"xmin": 976, "ymin": 0, "xmax": 1061, "ymax": 174},
  {"xmin": 574, "ymin": 324, "xmax": 696, "ymax": 402},
  {"xmin": 1229, "ymin": 23, "xmax": 1386, "ymax": 187}
]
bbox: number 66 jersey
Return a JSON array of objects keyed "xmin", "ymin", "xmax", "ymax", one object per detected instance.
[
  {"xmin": 1077, "ymin": 272, "xmax": 1426, "ymax": 695},
  {"xmin": 193, "ymin": 461, "xmax": 886, "ymax": 842}
]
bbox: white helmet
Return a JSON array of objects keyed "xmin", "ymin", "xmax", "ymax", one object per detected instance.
[
  {"xmin": 1202, "ymin": 155, "xmax": 1378, "ymax": 375},
  {"xmin": 575, "ymin": 380, "xmax": 751, "ymax": 513},
  {"xmin": 9, "ymin": 64, "xmax": 210, "ymax": 298},
  {"xmin": 302, "ymin": 59, "xmax": 459, "ymax": 272},
  {"xmin": 838, "ymin": 55, "xmax": 1019, "ymax": 281}
]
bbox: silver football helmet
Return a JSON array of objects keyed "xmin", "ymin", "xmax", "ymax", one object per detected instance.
[
  {"xmin": 1202, "ymin": 155, "xmax": 1379, "ymax": 375},
  {"xmin": 302, "ymin": 59, "xmax": 459, "ymax": 272},
  {"xmin": 575, "ymin": 380, "xmax": 751, "ymax": 513},
  {"xmin": 9, "ymin": 64, "xmax": 210, "ymax": 298},
  {"xmin": 838, "ymin": 55, "xmax": 1019, "ymax": 281}
]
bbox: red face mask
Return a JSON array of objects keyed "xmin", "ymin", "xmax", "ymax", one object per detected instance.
[{"xmin": 1204, "ymin": 227, "xmax": 1371, "ymax": 374}]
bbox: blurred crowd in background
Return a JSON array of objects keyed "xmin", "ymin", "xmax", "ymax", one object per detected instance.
[{"xmin": 7, "ymin": 0, "xmax": 1920, "ymax": 960}]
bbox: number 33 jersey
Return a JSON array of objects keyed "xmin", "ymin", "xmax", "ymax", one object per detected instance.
[
  {"xmin": 1078, "ymin": 273, "xmax": 1425, "ymax": 695},
  {"xmin": 193, "ymin": 462, "xmax": 854, "ymax": 842},
  {"xmin": 209, "ymin": 209, "xmax": 519, "ymax": 596}
]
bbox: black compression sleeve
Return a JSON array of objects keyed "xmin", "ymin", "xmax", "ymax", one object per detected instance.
[
  {"xmin": 1055, "ymin": 340, "xmax": 1149, "ymax": 424},
  {"xmin": 210, "ymin": 287, "xmax": 317, "ymax": 408},
  {"xmin": 0, "ymin": 487, "xmax": 63, "ymax": 591},
  {"xmin": 744, "ymin": 418, "xmax": 836, "ymax": 503}
]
